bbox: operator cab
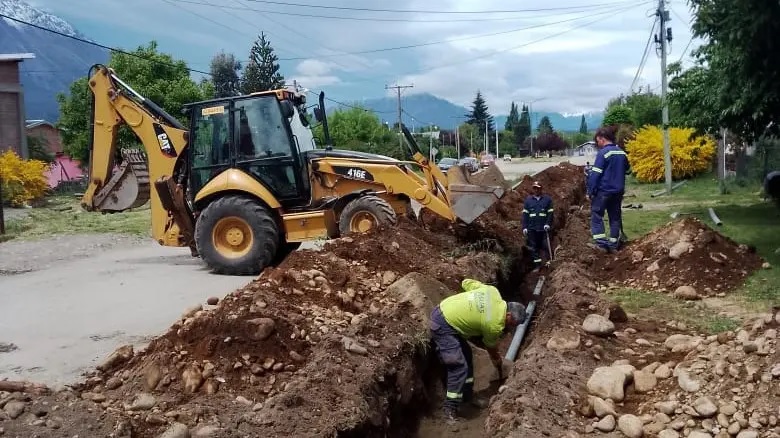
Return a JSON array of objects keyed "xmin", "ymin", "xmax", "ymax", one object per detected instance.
[{"xmin": 185, "ymin": 89, "xmax": 315, "ymax": 208}]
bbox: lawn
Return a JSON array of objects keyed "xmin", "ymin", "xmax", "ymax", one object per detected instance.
[
  {"xmin": 618, "ymin": 172, "xmax": 780, "ymax": 309},
  {"xmin": 2, "ymin": 195, "xmax": 150, "ymax": 241}
]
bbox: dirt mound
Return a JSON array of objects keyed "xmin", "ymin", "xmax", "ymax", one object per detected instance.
[{"xmin": 597, "ymin": 217, "xmax": 764, "ymax": 297}]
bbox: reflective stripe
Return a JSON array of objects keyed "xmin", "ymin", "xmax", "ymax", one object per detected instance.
[
  {"xmin": 547, "ymin": 208, "xmax": 554, "ymax": 212},
  {"xmin": 522, "ymin": 209, "xmax": 529, "ymax": 213},
  {"xmin": 591, "ymin": 167, "xmax": 603, "ymax": 173},
  {"xmin": 446, "ymin": 391, "xmax": 463, "ymax": 399},
  {"xmin": 593, "ymin": 233, "xmax": 607, "ymax": 239},
  {"xmin": 534, "ymin": 259, "xmax": 542, "ymax": 263},
  {"xmin": 538, "ymin": 213, "xmax": 547, "ymax": 217},
  {"xmin": 604, "ymin": 150, "xmax": 627, "ymax": 159},
  {"xmin": 465, "ymin": 377, "xmax": 474, "ymax": 384},
  {"xmin": 609, "ymin": 237, "xmax": 618, "ymax": 243},
  {"xmin": 529, "ymin": 213, "xmax": 537, "ymax": 217}
]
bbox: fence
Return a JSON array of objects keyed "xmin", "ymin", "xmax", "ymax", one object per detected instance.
[{"xmin": 725, "ymin": 136, "xmax": 780, "ymax": 190}]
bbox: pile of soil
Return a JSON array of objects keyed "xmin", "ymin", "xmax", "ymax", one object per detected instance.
[{"xmin": 597, "ymin": 217, "xmax": 764, "ymax": 297}]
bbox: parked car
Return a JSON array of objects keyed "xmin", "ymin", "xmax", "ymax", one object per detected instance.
[
  {"xmin": 503, "ymin": 154, "xmax": 512, "ymax": 162},
  {"xmin": 458, "ymin": 157, "xmax": 479, "ymax": 173},
  {"xmin": 437, "ymin": 157, "xmax": 458, "ymax": 173},
  {"xmin": 480, "ymin": 153, "xmax": 496, "ymax": 168}
]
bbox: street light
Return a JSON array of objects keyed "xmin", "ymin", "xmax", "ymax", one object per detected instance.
[{"xmin": 522, "ymin": 98, "xmax": 546, "ymax": 157}]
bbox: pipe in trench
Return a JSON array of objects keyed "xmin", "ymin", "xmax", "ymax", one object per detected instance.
[{"xmin": 505, "ymin": 275, "xmax": 545, "ymax": 361}]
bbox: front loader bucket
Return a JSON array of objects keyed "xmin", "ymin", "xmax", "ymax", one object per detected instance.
[
  {"xmin": 92, "ymin": 149, "xmax": 151, "ymax": 212},
  {"xmin": 446, "ymin": 164, "xmax": 507, "ymax": 224}
]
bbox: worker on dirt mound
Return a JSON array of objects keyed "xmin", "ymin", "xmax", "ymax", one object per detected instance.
[
  {"xmin": 587, "ymin": 126, "xmax": 630, "ymax": 252},
  {"xmin": 522, "ymin": 181, "xmax": 554, "ymax": 271},
  {"xmin": 430, "ymin": 278, "xmax": 526, "ymax": 423}
]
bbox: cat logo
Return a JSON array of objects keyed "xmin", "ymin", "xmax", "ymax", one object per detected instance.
[{"xmin": 153, "ymin": 123, "xmax": 177, "ymax": 157}]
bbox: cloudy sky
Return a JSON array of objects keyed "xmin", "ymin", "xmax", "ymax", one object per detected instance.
[{"xmin": 29, "ymin": 0, "xmax": 698, "ymax": 115}]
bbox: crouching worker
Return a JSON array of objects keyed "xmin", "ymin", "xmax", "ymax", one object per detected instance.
[{"xmin": 430, "ymin": 278, "xmax": 526, "ymax": 422}]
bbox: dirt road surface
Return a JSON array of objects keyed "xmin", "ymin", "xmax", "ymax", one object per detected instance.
[
  {"xmin": 0, "ymin": 236, "xmax": 319, "ymax": 387},
  {"xmin": 495, "ymin": 155, "xmax": 590, "ymax": 180}
]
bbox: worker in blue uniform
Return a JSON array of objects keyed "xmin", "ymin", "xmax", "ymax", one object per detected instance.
[
  {"xmin": 429, "ymin": 279, "xmax": 525, "ymax": 422},
  {"xmin": 587, "ymin": 127, "xmax": 630, "ymax": 251},
  {"xmin": 522, "ymin": 181, "xmax": 554, "ymax": 271}
]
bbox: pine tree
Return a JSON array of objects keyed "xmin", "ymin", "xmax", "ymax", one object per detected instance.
[
  {"xmin": 210, "ymin": 51, "xmax": 242, "ymax": 98},
  {"xmin": 515, "ymin": 104, "xmax": 531, "ymax": 146},
  {"xmin": 465, "ymin": 91, "xmax": 494, "ymax": 132},
  {"xmin": 537, "ymin": 116, "xmax": 554, "ymax": 136},
  {"xmin": 241, "ymin": 32, "xmax": 285, "ymax": 94},
  {"xmin": 579, "ymin": 114, "xmax": 588, "ymax": 134},
  {"xmin": 505, "ymin": 102, "xmax": 519, "ymax": 131}
]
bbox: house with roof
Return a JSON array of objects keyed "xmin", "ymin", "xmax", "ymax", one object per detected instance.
[
  {"xmin": 25, "ymin": 119, "xmax": 84, "ymax": 188},
  {"xmin": 0, "ymin": 53, "xmax": 35, "ymax": 159}
]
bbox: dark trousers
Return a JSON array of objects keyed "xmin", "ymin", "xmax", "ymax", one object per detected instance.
[
  {"xmin": 430, "ymin": 306, "xmax": 474, "ymax": 411},
  {"xmin": 526, "ymin": 229, "xmax": 546, "ymax": 265},
  {"xmin": 591, "ymin": 192, "xmax": 623, "ymax": 248}
]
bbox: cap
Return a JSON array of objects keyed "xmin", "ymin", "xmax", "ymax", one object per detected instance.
[
  {"xmin": 507, "ymin": 302, "xmax": 527, "ymax": 324},
  {"xmin": 532, "ymin": 181, "xmax": 542, "ymax": 188}
]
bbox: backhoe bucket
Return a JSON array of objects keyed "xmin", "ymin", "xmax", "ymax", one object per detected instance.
[
  {"xmin": 446, "ymin": 164, "xmax": 507, "ymax": 224},
  {"xmin": 92, "ymin": 149, "xmax": 151, "ymax": 212}
]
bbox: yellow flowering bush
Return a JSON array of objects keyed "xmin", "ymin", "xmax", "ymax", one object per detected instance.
[
  {"xmin": 0, "ymin": 150, "xmax": 49, "ymax": 206},
  {"xmin": 625, "ymin": 126, "xmax": 716, "ymax": 183}
]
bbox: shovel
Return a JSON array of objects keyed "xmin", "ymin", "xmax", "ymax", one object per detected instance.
[{"xmin": 545, "ymin": 230, "xmax": 554, "ymax": 262}]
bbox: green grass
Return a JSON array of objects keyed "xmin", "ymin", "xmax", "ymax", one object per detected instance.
[
  {"xmin": 610, "ymin": 288, "xmax": 741, "ymax": 334},
  {"xmin": 619, "ymin": 172, "xmax": 780, "ymax": 308},
  {"xmin": 3, "ymin": 195, "xmax": 150, "ymax": 241}
]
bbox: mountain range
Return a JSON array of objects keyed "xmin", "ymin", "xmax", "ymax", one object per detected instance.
[
  {"xmin": 2, "ymin": 0, "xmax": 602, "ymax": 130},
  {"xmin": 1, "ymin": 0, "xmax": 108, "ymax": 122}
]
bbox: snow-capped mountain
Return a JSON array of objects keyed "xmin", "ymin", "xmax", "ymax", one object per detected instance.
[{"xmin": 1, "ymin": 0, "xmax": 107, "ymax": 122}]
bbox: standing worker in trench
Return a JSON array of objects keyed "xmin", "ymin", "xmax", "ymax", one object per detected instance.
[
  {"xmin": 522, "ymin": 181, "xmax": 554, "ymax": 271},
  {"xmin": 429, "ymin": 278, "xmax": 526, "ymax": 423},
  {"xmin": 587, "ymin": 126, "xmax": 630, "ymax": 252}
]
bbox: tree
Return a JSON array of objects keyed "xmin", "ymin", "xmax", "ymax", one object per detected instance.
[
  {"xmin": 458, "ymin": 123, "xmax": 480, "ymax": 156},
  {"xmin": 579, "ymin": 115, "xmax": 588, "ymax": 134},
  {"xmin": 667, "ymin": 0, "xmax": 780, "ymax": 140},
  {"xmin": 626, "ymin": 125, "xmax": 716, "ymax": 183},
  {"xmin": 465, "ymin": 91, "xmax": 494, "ymax": 133},
  {"xmin": 515, "ymin": 104, "xmax": 531, "ymax": 148},
  {"xmin": 56, "ymin": 41, "xmax": 212, "ymax": 164},
  {"xmin": 534, "ymin": 132, "xmax": 568, "ymax": 153},
  {"xmin": 210, "ymin": 51, "xmax": 242, "ymax": 98},
  {"xmin": 603, "ymin": 105, "xmax": 633, "ymax": 126},
  {"xmin": 505, "ymin": 102, "xmax": 520, "ymax": 132},
  {"xmin": 241, "ymin": 32, "xmax": 285, "ymax": 94},
  {"xmin": 536, "ymin": 116, "xmax": 553, "ymax": 136},
  {"xmin": 26, "ymin": 135, "xmax": 54, "ymax": 164},
  {"xmin": 311, "ymin": 105, "xmax": 401, "ymax": 158}
]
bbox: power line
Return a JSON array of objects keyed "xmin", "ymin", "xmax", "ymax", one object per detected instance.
[
  {"xmin": 240, "ymin": 0, "xmax": 636, "ymax": 14},
  {"xmin": 160, "ymin": 0, "xmax": 249, "ymax": 38},
  {"xmin": 166, "ymin": 0, "xmax": 630, "ymax": 23},
  {"xmin": 276, "ymin": 5, "xmax": 628, "ymax": 61},
  {"xmin": 0, "ymin": 13, "xmax": 212, "ymax": 76},
  {"xmin": 630, "ymin": 17, "xmax": 658, "ymax": 91}
]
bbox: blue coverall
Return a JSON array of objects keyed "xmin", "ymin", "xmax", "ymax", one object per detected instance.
[
  {"xmin": 522, "ymin": 195, "xmax": 554, "ymax": 266},
  {"xmin": 587, "ymin": 144, "xmax": 630, "ymax": 249}
]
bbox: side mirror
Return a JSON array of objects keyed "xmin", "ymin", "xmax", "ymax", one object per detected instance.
[{"xmin": 313, "ymin": 107, "xmax": 323, "ymax": 122}]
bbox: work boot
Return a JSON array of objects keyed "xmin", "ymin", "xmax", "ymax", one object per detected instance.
[
  {"xmin": 586, "ymin": 242, "xmax": 610, "ymax": 253},
  {"xmin": 442, "ymin": 407, "xmax": 459, "ymax": 424}
]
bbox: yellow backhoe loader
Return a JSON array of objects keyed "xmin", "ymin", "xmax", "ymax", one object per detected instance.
[{"xmin": 81, "ymin": 64, "xmax": 508, "ymax": 275}]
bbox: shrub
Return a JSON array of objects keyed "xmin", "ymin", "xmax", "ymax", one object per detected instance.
[
  {"xmin": 0, "ymin": 150, "xmax": 49, "ymax": 206},
  {"xmin": 625, "ymin": 126, "xmax": 716, "ymax": 183}
]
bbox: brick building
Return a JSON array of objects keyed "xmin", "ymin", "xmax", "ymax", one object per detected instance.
[
  {"xmin": 0, "ymin": 53, "xmax": 34, "ymax": 158},
  {"xmin": 25, "ymin": 119, "xmax": 63, "ymax": 154}
]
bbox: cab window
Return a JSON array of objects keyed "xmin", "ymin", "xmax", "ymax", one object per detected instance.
[{"xmin": 234, "ymin": 96, "xmax": 294, "ymax": 159}]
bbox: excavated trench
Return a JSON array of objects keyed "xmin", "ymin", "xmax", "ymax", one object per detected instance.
[{"xmin": 334, "ymin": 163, "xmax": 588, "ymax": 438}]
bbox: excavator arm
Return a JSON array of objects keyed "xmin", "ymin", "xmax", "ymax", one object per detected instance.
[{"xmin": 81, "ymin": 64, "xmax": 194, "ymax": 248}]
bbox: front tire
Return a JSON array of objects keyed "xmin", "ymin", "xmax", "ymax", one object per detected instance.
[
  {"xmin": 195, "ymin": 195, "xmax": 279, "ymax": 275},
  {"xmin": 339, "ymin": 195, "xmax": 397, "ymax": 236}
]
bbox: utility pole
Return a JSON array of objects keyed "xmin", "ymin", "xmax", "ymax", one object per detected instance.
[
  {"xmin": 484, "ymin": 120, "xmax": 488, "ymax": 155},
  {"xmin": 386, "ymin": 84, "xmax": 413, "ymax": 157},
  {"xmin": 495, "ymin": 130, "xmax": 499, "ymax": 157},
  {"xmin": 656, "ymin": 0, "xmax": 673, "ymax": 194}
]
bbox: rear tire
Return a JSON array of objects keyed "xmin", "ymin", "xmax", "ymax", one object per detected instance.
[
  {"xmin": 195, "ymin": 195, "xmax": 279, "ymax": 275},
  {"xmin": 339, "ymin": 195, "xmax": 397, "ymax": 236}
]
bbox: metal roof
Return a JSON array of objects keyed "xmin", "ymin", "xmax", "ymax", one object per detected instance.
[
  {"xmin": 0, "ymin": 53, "xmax": 35, "ymax": 62},
  {"xmin": 25, "ymin": 119, "xmax": 56, "ymax": 129}
]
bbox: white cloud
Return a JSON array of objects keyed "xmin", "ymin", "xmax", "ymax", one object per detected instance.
[{"xmin": 30, "ymin": 0, "xmax": 697, "ymax": 114}]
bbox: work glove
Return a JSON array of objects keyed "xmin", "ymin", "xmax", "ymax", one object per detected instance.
[
  {"xmin": 543, "ymin": 225, "xmax": 551, "ymax": 232},
  {"xmin": 522, "ymin": 229, "xmax": 528, "ymax": 236}
]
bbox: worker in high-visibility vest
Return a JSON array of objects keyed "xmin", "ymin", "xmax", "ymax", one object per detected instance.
[
  {"xmin": 429, "ymin": 279, "xmax": 525, "ymax": 422},
  {"xmin": 587, "ymin": 126, "xmax": 630, "ymax": 251}
]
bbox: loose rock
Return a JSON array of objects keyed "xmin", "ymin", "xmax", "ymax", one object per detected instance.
[
  {"xmin": 582, "ymin": 314, "xmax": 615, "ymax": 336},
  {"xmin": 633, "ymin": 370, "xmax": 657, "ymax": 393},
  {"xmin": 692, "ymin": 396, "xmax": 718, "ymax": 418},
  {"xmin": 546, "ymin": 329, "xmax": 581, "ymax": 351},
  {"xmin": 587, "ymin": 367, "xmax": 627, "ymax": 401},
  {"xmin": 159, "ymin": 422, "xmax": 190, "ymax": 438},
  {"xmin": 594, "ymin": 415, "xmax": 616, "ymax": 432},
  {"xmin": 673, "ymin": 285, "xmax": 699, "ymax": 300},
  {"xmin": 618, "ymin": 414, "xmax": 644, "ymax": 438}
]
